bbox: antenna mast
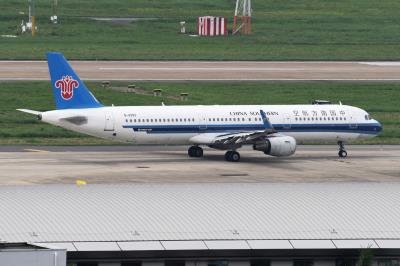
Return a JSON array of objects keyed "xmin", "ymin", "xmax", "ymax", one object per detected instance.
[{"xmin": 232, "ymin": 0, "xmax": 251, "ymax": 35}]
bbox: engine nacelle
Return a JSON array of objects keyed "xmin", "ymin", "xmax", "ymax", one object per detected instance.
[{"xmin": 253, "ymin": 136, "xmax": 297, "ymax": 157}]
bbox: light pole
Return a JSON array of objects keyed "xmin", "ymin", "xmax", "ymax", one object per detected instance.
[
  {"xmin": 29, "ymin": 0, "xmax": 36, "ymax": 36},
  {"xmin": 51, "ymin": 0, "xmax": 58, "ymax": 24}
]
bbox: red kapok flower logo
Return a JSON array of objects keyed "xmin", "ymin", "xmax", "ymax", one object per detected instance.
[{"xmin": 55, "ymin": 76, "xmax": 79, "ymax": 100}]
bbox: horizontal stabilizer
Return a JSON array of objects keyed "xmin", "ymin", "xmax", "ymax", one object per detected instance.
[{"xmin": 16, "ymin": 109, "xmax": 42, "ymax": 116}]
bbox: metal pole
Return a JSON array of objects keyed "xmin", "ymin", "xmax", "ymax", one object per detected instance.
[
  {"xmin": 53, "ymin": 0, "xmax": 58, "ymax": 16},
  {"xmin": 30, "ymin": 0, "xmax": 36, "ymax": 36}
]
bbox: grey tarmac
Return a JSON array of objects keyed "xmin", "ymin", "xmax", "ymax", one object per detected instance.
[
  {"xmin": 0, "ymin": 145, "xmax": 398, "ymax": 185},
  {"xmin": 2, "ymin": 61, "xmax": 400, "ymax": 81}
]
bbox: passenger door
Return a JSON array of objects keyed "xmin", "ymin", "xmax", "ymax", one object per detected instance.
[{"xmin": 104, "ymin": 110, "xmax": 115, "ymax": 131}]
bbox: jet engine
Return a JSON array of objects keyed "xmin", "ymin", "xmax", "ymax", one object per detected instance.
[{"xmin": 253, "ymin": 136, "xmax": 297, "ymax": 157}]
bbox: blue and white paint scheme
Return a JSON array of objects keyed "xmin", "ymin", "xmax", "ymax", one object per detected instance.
[{"xmin": 18, "ymin": 52, "xmax": 382, "ymax": 162}]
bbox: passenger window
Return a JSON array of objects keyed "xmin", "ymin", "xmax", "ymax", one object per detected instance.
[
  {"xmin": 130, "ymin": 119, "xmax": 132, "ymax": 122},
  {"xmin": 229, "ymin": 118, "xmax": 232, "ymax": 121},
  {"xmin": 125, "ymin": 119, "xmax": 128, "ymax": 123},
  {"xmin": 242, "ymin": 118, "xmax": 245, "ymax": 121},
  {"xmin": 213, "ymin": 118, "xmax": 216, "ymax": 122}
]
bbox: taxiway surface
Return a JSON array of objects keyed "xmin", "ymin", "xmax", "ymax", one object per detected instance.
[
  {"xmin": 1, "ymin": 61, "xmax": 400, "ymax": 81},
  {"xmin": 0, "ymin": 145, "xmax": 398, "ymax": 185}
]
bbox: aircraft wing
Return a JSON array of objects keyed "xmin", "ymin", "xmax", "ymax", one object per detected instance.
[{"xmin": 190, "ymin": 110, "xmax": 278, "ymax": 148}]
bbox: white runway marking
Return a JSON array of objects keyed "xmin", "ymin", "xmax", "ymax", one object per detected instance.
[
  {"xmin": 359, "ymin": 62, "xmax": 400, "ymax": 66},
  {"xmin": 24, "ymin": 149, "xmax": 50, "ymax": 153},
  {"xmin": 98, "ymin": 67, "xmax": 305, "ymax": 71}
]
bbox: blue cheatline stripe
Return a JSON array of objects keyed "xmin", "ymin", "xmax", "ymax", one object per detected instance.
[{"xmin": 122, "ymin": 123, "xmax": 381, "ymax": 135}]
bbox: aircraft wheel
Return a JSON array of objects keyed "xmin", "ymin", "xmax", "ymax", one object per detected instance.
[
  {"xmin": 225, "ymin": 151, "xmax": 232, "ymax": 161},
  {"xmin": 225, "ymin": 151, "xmax": 240, "ymax": 162},
  {"xmin": 188, "ymin": 146, "xmax": 196, "ymax": 157},
  {"xmin": 194, "ymin": 146, "xmax": 203, "ymax": 157},
  {"xmin": 338, "ymin": 150, "xmax": 347, "ymax": 158},
  {"xmin": 188, "ymin": 146, "xmax": 203, "ymax": 158}
]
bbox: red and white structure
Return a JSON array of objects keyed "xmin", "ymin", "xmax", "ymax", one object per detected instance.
[
  {"xmin": 198, "ymin": 16, "xmax": 227, "ymax": 36},
  {"xmin": 232, "ymin": 0, "xmax": 252, "ymax": 35}
]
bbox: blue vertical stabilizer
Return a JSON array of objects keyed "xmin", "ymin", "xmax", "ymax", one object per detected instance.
[{"xmin": 47, "ymin": 52, "xmax": 103, "ymax": 109}]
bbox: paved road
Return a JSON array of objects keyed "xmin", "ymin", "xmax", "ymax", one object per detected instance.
[
  {"xmin": 2, "ymin": 61, "xmax": 400, "ymax": 81},
  {"xmin": 0, "ymin": 145, "xmax": 398, "ymax": 185}
]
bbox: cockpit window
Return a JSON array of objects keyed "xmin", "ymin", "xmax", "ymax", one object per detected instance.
[{"xmin": 365, "ymin": 114, "xmax": 372, "ymax": 120}]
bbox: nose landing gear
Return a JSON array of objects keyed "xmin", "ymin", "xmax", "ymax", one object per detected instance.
[
  {"xmin": 188, "ymin": 146, "xmax": 203, "ymax": 158},
  {"xmin": 338, "ymin": 141, "xmax": 348, "ymax": 158}
]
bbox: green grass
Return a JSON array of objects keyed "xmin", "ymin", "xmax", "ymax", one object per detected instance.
[
  {"xmin": 0, "ymin": 81, "xmax": 399, "ymax": 145},
  {"xmin": 1, "ymin": 0, "xmax": 400, "ymax": 60}
]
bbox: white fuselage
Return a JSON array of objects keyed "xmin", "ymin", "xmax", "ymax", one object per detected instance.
[{"xmin": 40, "ymin": 104, "xmax": 382, "ymax": 145}]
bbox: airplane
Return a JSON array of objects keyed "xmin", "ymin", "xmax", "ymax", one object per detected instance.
[{"xmin": 18, "ymin": 52, "xmax": 382, "ymax": 162}]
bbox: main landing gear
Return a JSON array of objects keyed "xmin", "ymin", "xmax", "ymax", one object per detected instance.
[
  {"xmin": 338, "ymin": 141, "xmax": 348, "ymax": 158},
  {"xmin": 188, "ymin": 146, "xmax": 241, "ymax": 162},
  {"xmin": 188, "ymin": 146, "xmax": 203, "ymax": 158},
  {"xmin": 225, "ymin": 151, "xmax": 240, "ymax": 162}
]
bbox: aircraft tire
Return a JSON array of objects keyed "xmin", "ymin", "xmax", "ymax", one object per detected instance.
[
  {"xmin": 194, "ymin": 147, "xmax": 203, "ymax": 157},
  {"xmin": 225, "ymin": 151, "xmax": 240, "ymax": 162},
  {"xmin": 188, "ymin": 146, "xmax": 203, "ymax": 158},
  {"xmin": 338, "ymin": 150, "xmax": 347, "ymax": 158},
  {"xmin": 188, "ymin": 146, "xmax": 196, "ymax": 157}
]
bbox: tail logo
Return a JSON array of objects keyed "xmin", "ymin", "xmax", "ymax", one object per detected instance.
[{"xmin": 55, "ymin": 76, "xmax": 79, "ymax": 100}]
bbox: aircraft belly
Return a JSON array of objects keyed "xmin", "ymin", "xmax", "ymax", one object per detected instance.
[
  {"xmin": 286, "ymin": 131, "xmax": 360, "ymax": 142},
  {"xmin": 134, "ymin": 132, "xmax": 195, "ymax": 144}
]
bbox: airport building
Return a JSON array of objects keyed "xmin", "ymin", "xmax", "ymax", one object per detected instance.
[{"xmin": 0, "ymin": 183, "xmax": 399, "ymax": 266}]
